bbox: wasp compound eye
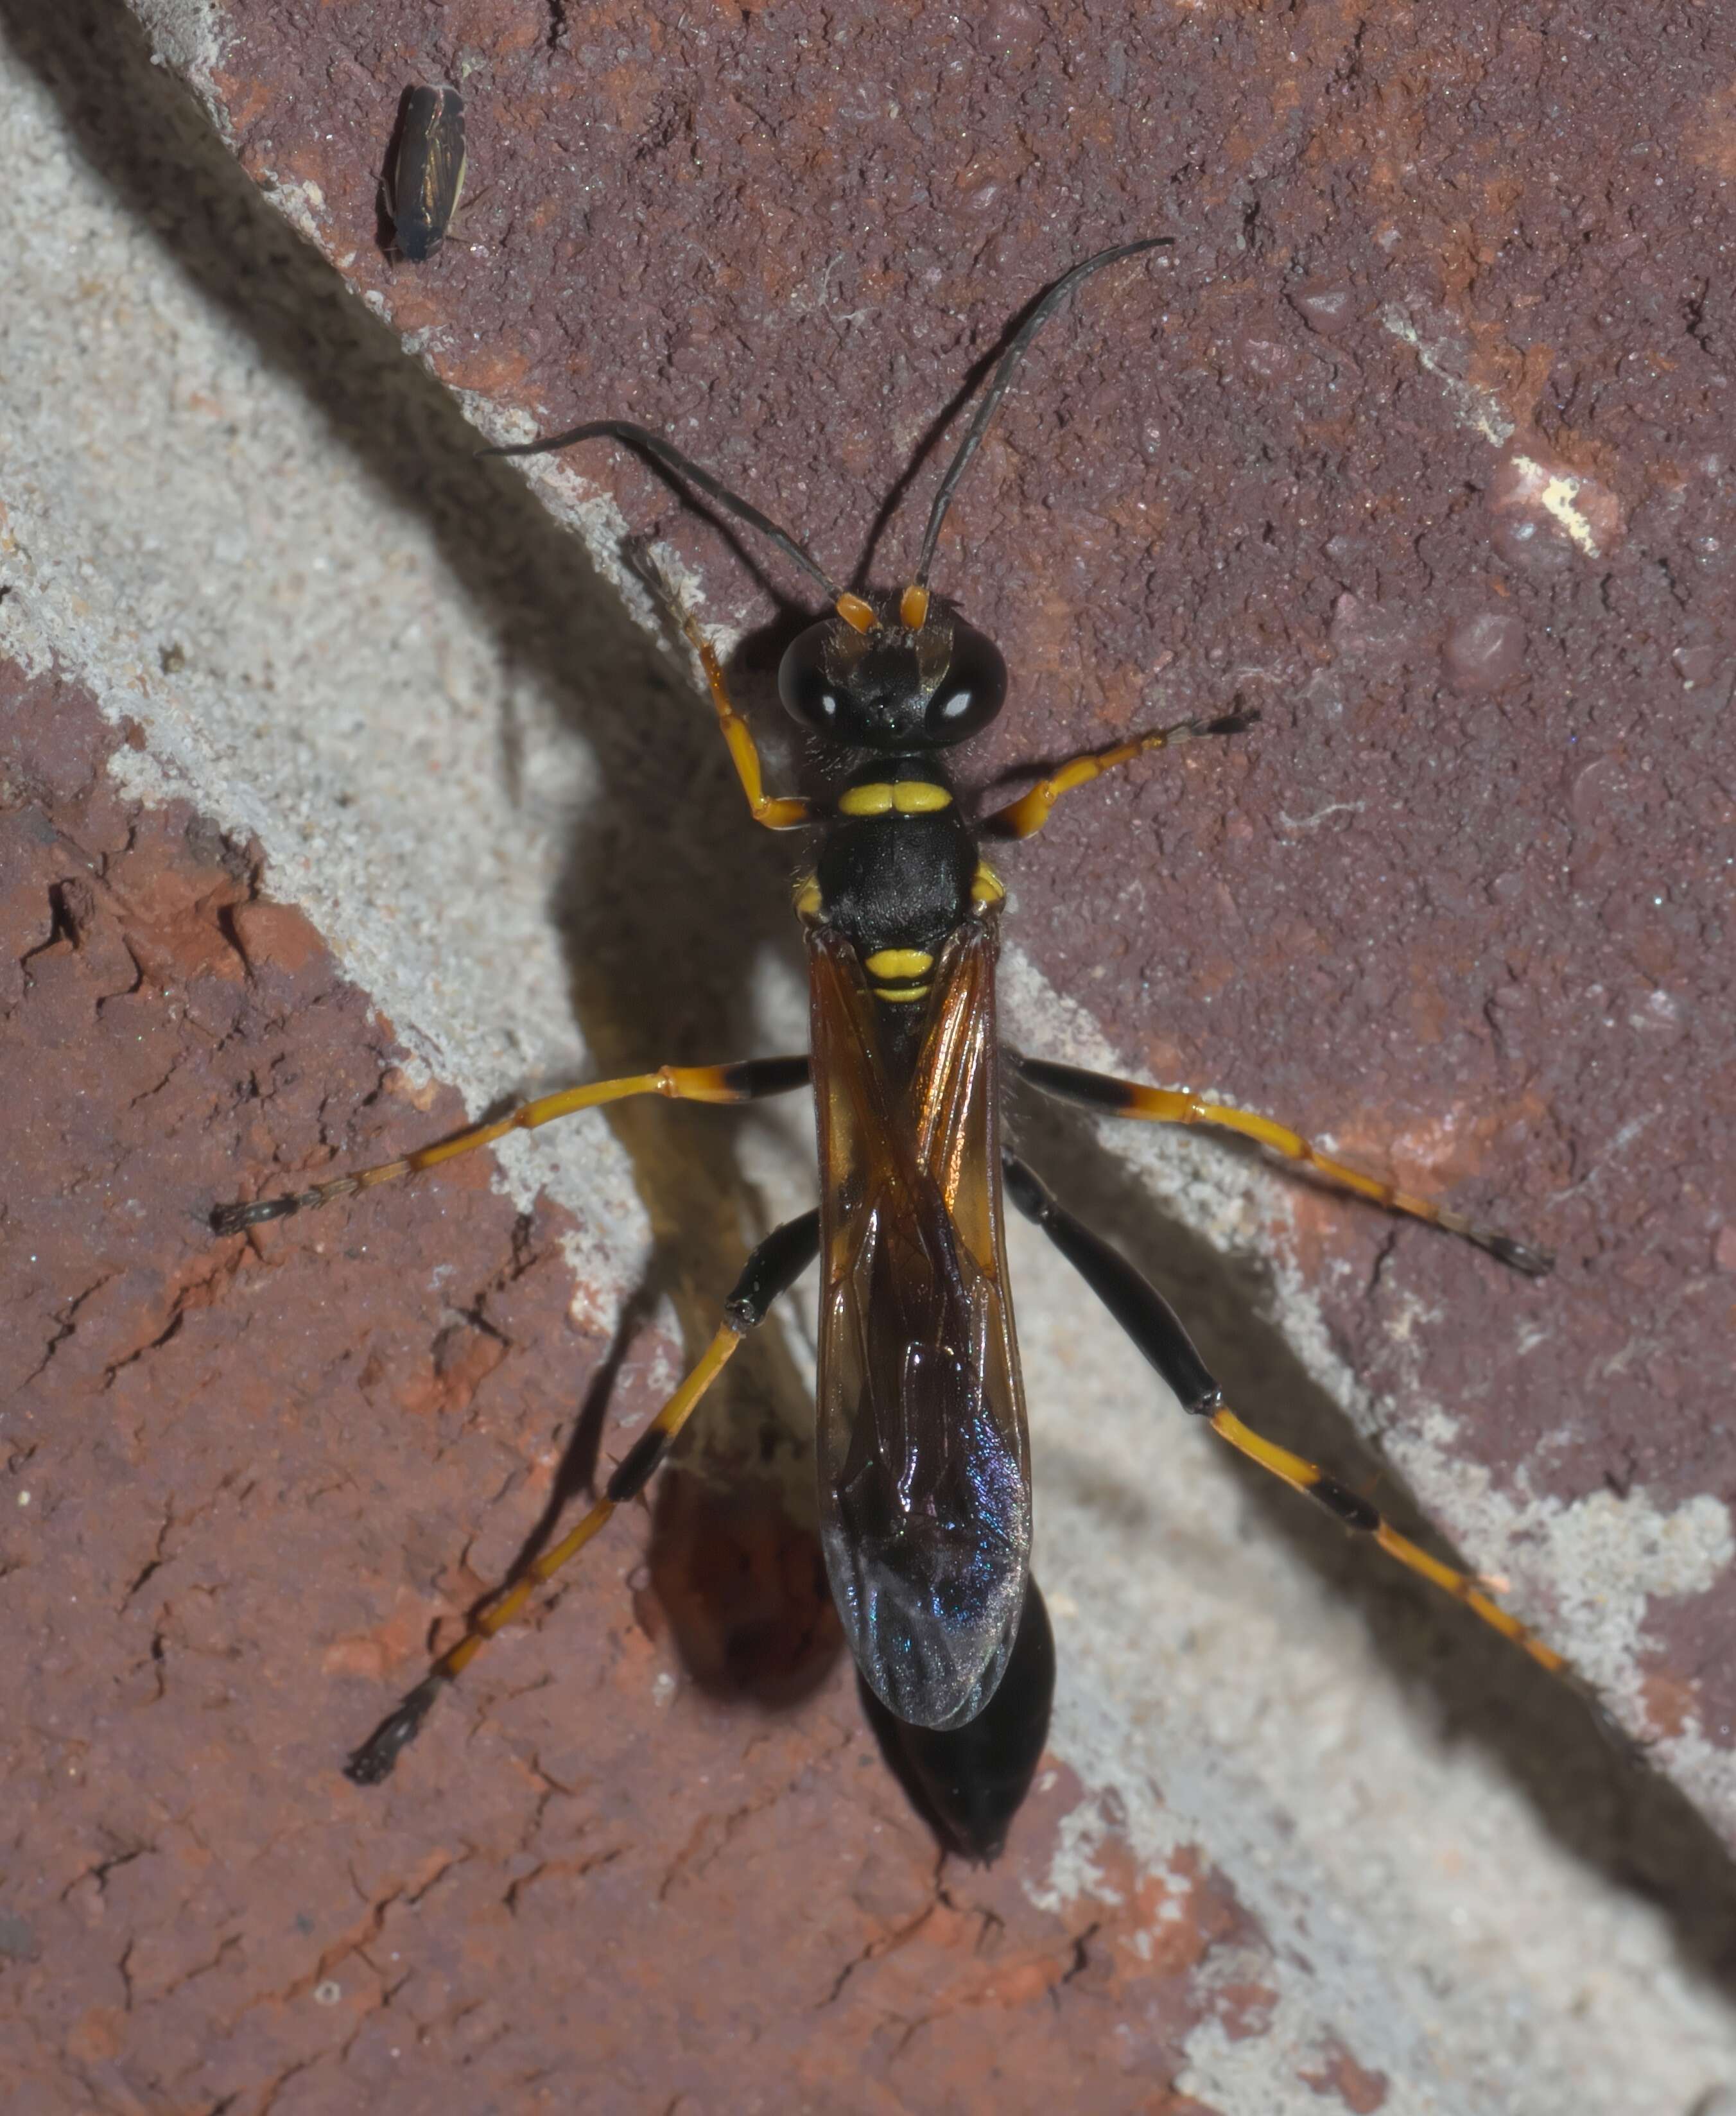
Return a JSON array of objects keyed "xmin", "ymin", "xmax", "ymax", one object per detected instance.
[
  {"xmin": 777, "ymin": 622, "xmax": 845, "ymax": 731},
  {"xmin": 923, "ymin": 625, "xmax": 1007, "ymax": 745}
]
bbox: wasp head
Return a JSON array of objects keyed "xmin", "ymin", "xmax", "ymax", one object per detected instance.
[{"xmin": 777, "ymin": 595, "xmax": 1007, "ymax": 754}]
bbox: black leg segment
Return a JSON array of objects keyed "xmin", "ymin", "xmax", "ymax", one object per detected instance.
[
  {"xmin": 606, "ymin": 1207, "xmax": 821, "ymax": 1505},
  {"xmin": 1003, "ymin": 1152, "xmax": 1566, "ymax": 1674},
  {"xmin": 1002, "ymin": 1152, "xmax": 1220, "ymax": 1416}
]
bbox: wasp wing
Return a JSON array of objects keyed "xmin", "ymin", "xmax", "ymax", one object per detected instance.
[{"xmin": 808, "ymin": 917, "xmax": 1031, "ymax": 1731}]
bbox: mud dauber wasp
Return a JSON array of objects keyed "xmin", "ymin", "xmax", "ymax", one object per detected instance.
[{"xmin": 213, "ymin": 239, "xmax": 1561, "ymax": 1861}]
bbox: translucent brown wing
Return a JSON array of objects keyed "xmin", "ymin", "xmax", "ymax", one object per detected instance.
[{"xmin": 808, "ymin": 916, "xmax": 1031, "ymax": 1730}]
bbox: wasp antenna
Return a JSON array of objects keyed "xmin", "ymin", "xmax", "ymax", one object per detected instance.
[
  {"xmin": 481, "ymin": 418, "xmax": 849, "ymax": 607},
  {"xmin": 913, "ymin": 238, "xmax": 1175, "ymax": 591}
]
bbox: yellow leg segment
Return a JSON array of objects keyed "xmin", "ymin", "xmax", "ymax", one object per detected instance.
[
  {"xmin": 214, "ymin": 1055, "xmax": 810, "ymax": 1234},
  {"xmin": 436, "ymin": 1493, "xmax": 620, "ymax": 1683},
  {"xmin": 1006, "ymin": 1150, "xmax": 1566, "ymax": 1685},
  {"xmin": 669, "ymin": 601, "xmax": 815, "ymax": 831},
  {"xmin": 984, "ymin": 712, "xmax": 1250, "ymax": 841},
  {"xmin": 344, "ymin": 1325, "xmax": 746, "ymax": 1785},
  {"xmin": 342, "ymin": 1206, "xmax": 821, "ymax": 1784},
  {"xmin": 1208, "ymin": 1407, "xmax": 1564, "ymax": 1673},
  {"xmin": 1018, "ymin": 1056, "xmax": 1549, "ymax": 1274},
  {"xmin": 437, "ymin": 1327, "xmax": 742, "ymax": 1683}
]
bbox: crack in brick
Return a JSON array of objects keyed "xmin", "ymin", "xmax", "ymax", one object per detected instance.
[
  {"xmin": 657, "ymin": 1725, "xmax": 856, "ymax": 1905},
  {"xmin": 60, "ymin": 1840, "xmax": 150, "ymax": 1903},
  {"xmin": 153, "ymin": 1930, "xmax": 243, "ymax": 2005},
  {"xmin": 503, "ymin": 1844, "xmax": 625, "ymax": 1915},
  {"xmin": 99, "ymin": 1253, "xmax": 246, "ymax": 1389},
  {"xmin": 101, "ymin": 1308, "xmax": 186, "ymax": 1385},
  {"xmin": 119, "ymin": 1503, "xmax": 175, "ymax": 1612},
  {"xmin": 19, "ymin": 876, "xmax": 90, "ymax": 973},
  {"xmin": 123, "ymin": 1050, "xmax": 185, "ymax": 1109},
  {"xmin": 820, "ymin": 1896, "xmax": 943, "ymax": 2008},
  {"xmin": 256, "ymin": 2052, "xmax": 320, "ymax": 2116},
  {"xmin": 290, "ymin": 1848, "xmax": 474, "ymax": 2006},
  {"xmin": 1056, "ymin": 1919, "xmax": 1100, "ymax": 1995},
  {"xmin": 21, "ymin": 1272, "xmax": 119, "ymax": 1387}
]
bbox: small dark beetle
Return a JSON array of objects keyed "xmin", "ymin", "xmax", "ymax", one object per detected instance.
[{"xmin": 386, "ymin": 85, "xmax": 465, "ymax": 263}]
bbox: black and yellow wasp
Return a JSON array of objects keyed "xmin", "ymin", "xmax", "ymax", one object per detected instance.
[{"xmin": 215, "ymin": 242, "xmax": 1560, "ymax": 1859}]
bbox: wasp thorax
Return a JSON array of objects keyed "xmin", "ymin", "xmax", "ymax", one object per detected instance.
[{"xmin": 778, "ymin": 606, "xmax": 1007, "ymax": 752}]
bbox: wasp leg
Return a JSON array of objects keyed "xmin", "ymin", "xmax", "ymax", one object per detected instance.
[
  {"xmin": 345, "ymin": 1206, "xmax": 822, "ymax": 1784},
  {"xmin": 982, "ymin": 710, "xmax": 1254, "ymax": 840},
  {"xmin": 650, "ymin": 569, "xmax": 815, "ymax": 831},
  {"xmin": 211, "ymin": 1054, "xmax": 812, "ymax": 1234},
  {"xmin": 1015, "ymin": 1054, "xmax": 1549, "ymax": 1276},
  {"xmin": 1003, "ymin": 1153, "xmax": 1565, "ymax": 1675}
]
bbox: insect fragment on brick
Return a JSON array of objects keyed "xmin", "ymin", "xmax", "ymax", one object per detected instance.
[
  {"xmin": 214, "ymin": 241, "xmax": 1563, "ymax": 1861},
  {"xmin": 385, "ymin": 85, "xmax": 465, "ymax": 263}
]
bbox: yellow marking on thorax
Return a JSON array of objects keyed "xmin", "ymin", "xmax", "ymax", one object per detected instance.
[
  {"xmin": 793, "ymin": 874, "xmax": 823, "ymax": 919},
  {"xmin": 874, "ymin": 984, "xmax": 932, "ymax": 1004},
  {"xmin": 970, "ymin": 860, "xmax": 1006, "ymax": 906},
  {"xmin": 865, "ymin": 948, "xmax": 934, "ymax": 980},
  {"xmin": 837, "ymin": 780, "xmax": 953, "ymax": 817}
]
